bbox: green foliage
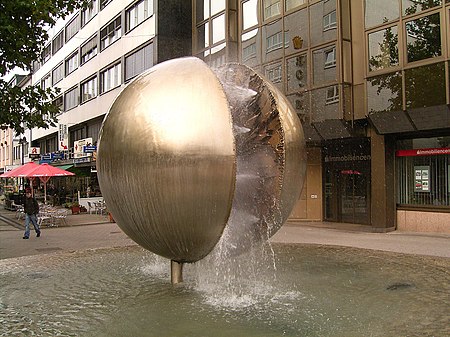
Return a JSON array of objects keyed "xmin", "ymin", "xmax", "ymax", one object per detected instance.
[
  {"xmin": 0, "ymin": 81, "xmax": 62, "ymax": 134},
  {"xmin": 0, "ymin": 0, "xmax": 89, "ymax": 135}
]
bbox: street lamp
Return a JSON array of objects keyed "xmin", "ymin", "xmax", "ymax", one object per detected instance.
[
  {"xmin": 19, "ymin": 137, "xmax": 27, "ymax": 165},
  {"xmin": 19, "ymin": 137, "xmax": 27, "ymax": 190}
]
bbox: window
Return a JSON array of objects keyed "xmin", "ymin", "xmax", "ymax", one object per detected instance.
[
  {"xmin": 53, "ymin": 96, "xmax": 63, "ymax": 113},
  {"xmin": 52, "ymin": 63, "xmax": 64, "ymax": 85},
  {"xmin": 65, "ymin": 52, "xmax": 79, "ymax": 75},
  {"xmin": 196, "ymin": 22, "xmax": 209, "ymax": 49},
  {"xmin": 45, "ymin": 137, "xmax": 58, "ymax": 153},
  {"xmin": 263, "ymin": 0, "xmax": 281, "ymax": 20},
  {"xmin": 267, "ymin": 31, "xmax": 283, "ymax": 52},
  {"xmin": 125, "ymin": 43, "xmax": 153, "ymax": 81},
  {"xmin": 310, "ymin": 0, "xmax": 337, "ymax": 45},
  {"xmin": 100, "ymin": 16, "xmax": 122, "ymax": 50},
  {"xmin": 100, "ymin": 0, "xmax": 113, "ymax": 9},
  {"xmin": 52, "ymin": 31, "xmax": 64, "ymax": 55},
  {"xmin": 326, "ymin": 85, "xmax": 339, "ymax": 104},
  {"xmin": 405, "ymin": 63, "xmax": 446, "ymax": 109},
  {"xmin": 287, "ymin": 54, "xmax": 307, "ymax": 91},
  {"xmin": 397, "ymin": 137, "xmax": 450, "ymax": 207},
  {"xmin": 42, "ymin": 44, "xmax": 51, "ymax": 63},
  {"xmin": 265, "ymin": 64, "xmax": 282, "ymax": 83},
  {"xmin": 212, "ymin": 14, "xmax": 225, "ymax": 44},
  {"xmin": 285, "ymin": 0, "xmax": 306, "ymax": 12},
  {"xmin": 41, "ymin": 73, "xmax": 51, "ymax": 91},
  {"xmin": 70, "ymin": 128, "xmax": 85, "ymax": 144},
  {"xmin": 243, "ymin": 43, "xmax": 256, "ymax": 61},
  {"xmin": 64, "ymin": 86, "xmax": 79, "ymax": 111},
  {"xmin": 367, "ymin": 72, "xmax": 402, "ymax": 113},
  {"xmin": 402, "ymin": 0, "xmax": 442, "ymax": 16},
  {"xmin": 81, "ymin": 76, "xmax": 98, "ymax": 103},
  {"xmin": 324, "ymin": 47, "xmax": 336, "ymax": 68},
  {"xmin": 211, "ymin": 0, "xmax": 226, "ymax": 16},
  {"xmin": 100, "ymin": 62, "xmax": 121, "ymax": 93},
  {"xmin": 81, "ymin": 0, "xmax": 98, "ymax": 26},
  {"xmin": 126, "ymin": 0, "xmax": 154, "ymax": 32},
  {"xmin": 406, "ymin": 13, "xmax": 441, "ymax": 63},
  {"xmin": 81, "ymin": 35, "xmax": 98, "ymax": 65},
  {"xmin": 364, "ymin": 0, "xmax": 399, "ymax": 28},
  {"xmin": 65, "ymin": 14, "xmax": 80, "ymax": 42},
  {"xmin": 323, "ymin": 11, "xmax": 337, "ymax": 30},
  {"xmin": 87, "ymin": 122, "xmax": 102, "ymax": 143},
  {"xmin": 368, "ymin": 26, "xmax": 399, "ymax": 72},
  {"xmin": 242, "ymin": 0, "xmax": 258, "ymax": 30},
  {"xmin": 32, "ymin": 60, "xmax": 41, "ymax": 73}
]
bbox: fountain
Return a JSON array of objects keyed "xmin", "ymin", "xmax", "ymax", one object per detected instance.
[
  {"xmin": 0, "ymin": 245, "xmax": 448, "ymax": 336},
  {"xmin": 1, "ymin": 58, "xmax": 447, "ymax": 336},
  {"xmin": 96, "ymin": 57, "xmax": 306, "ymax": 283}
]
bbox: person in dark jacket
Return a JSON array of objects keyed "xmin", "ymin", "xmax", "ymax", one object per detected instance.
[{"xmin": 23, "ymin": 188, "xmax": 41, "ymax": 239}]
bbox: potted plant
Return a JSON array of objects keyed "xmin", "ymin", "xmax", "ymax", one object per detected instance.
[{"xmin": 70, "ymin": 202, "xmax": 81, "ymax": 215}]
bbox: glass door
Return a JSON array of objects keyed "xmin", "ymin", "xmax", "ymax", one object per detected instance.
[{"xmin": 338, "ymin": 167, "xmax": 370, "ymax": 224}]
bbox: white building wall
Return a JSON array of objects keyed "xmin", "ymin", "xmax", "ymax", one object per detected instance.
[{"xmin": 32, "ymin": 0, "xmax": 156, "ymax": 142}]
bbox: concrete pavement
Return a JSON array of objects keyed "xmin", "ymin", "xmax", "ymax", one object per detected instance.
[
  {"xmin": 0, "ymin": 207, "xmax": 449, "ymax": 260},
  {"xmin": 271, "ymin": 222, "xmax": 450, "ymax": 258}
]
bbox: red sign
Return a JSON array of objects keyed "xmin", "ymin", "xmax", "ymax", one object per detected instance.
[{"xmin": 396, "ymin": 147, "xmax": 450, "ymax": 157}]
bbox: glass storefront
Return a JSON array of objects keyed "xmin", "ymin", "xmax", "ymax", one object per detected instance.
[{"xmin": 396, "ymin": 137, "xmax": 450, "ymax": 207}]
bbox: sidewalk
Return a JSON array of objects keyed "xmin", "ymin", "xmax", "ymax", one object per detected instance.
[
  {"xmin": 0, "ymin": 207, "xmax": 449, "ymax": 260},
  {"xmin": 0, "ymin": 207, "xmax": 134, "ymax": 260}
]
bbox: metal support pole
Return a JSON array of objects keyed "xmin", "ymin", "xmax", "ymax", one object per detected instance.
[{"xmin": 170, "ymin": 260, "xmax": 183, "ymax": 284}]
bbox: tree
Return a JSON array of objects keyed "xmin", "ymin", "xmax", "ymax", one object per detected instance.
[{"xmin": 0, "ymin": 0, "xmax": 89, "ymax": 135}]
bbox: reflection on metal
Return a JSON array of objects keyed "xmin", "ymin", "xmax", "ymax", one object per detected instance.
[
  {"xmin": 97, "ymin": 58, "xmax": 236, "ymax": 264},
  {"xmin": 293, "ymin": 36, "xmax": 303, "ymax": 49},
  {"xmin": 214, "ymin": 63, "xmax": 306, "ymax": 256},
  {"xmin": 97, "ymin": 57, "xmax": 306, "ymax": 281}
]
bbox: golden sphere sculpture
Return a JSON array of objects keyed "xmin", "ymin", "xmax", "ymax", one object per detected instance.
[{"xmin": 97, "ymin": 57, "xmax": 306, "ymax": 266}]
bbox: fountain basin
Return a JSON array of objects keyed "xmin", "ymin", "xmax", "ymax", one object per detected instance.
[{"xmin": 1, "ymin": 244, "xmax": 448, "ymax": 336}]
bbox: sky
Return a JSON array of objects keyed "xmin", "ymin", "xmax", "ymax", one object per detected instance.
[{"xmin": 1, "ymin": 67, "xmax": 28, "ymax": 82}]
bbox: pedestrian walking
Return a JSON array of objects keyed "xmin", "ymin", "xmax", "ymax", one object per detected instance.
[{"xmin": 23, "ymin": 188, "xmax": 41, "ymax": 239}]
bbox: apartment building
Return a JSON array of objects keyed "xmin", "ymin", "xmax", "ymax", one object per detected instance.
[
  {"xmin": 26, "ymin": 0, "xmax": 449, "ymax": 232},
  {"xmin": 30, "ymin": 0, "xmax": 191, "ymax": 179}
]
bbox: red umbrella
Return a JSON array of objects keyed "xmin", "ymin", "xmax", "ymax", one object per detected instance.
[
  {"xmin": 0, "ymin": 162, "xmax": 39, "ymax": 178},
  {"xmin": 26, "ymin": 163, "xmax": 75, "ymax": 203}
]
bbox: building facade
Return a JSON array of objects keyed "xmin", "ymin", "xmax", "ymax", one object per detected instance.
[
  {"xmin": 23, "ymin": 0, "xmax": 449, "ymax": 232},
  {"xmin": 28, "ymin": 0, "xmax": 191, "ymax": 195},
  {"xmin": 192, "ymin": 0, "xmax": 450, "ymax": 232},
  {"xmin": 0, "ymin": 74, "xmax": 32, "ymax": 177}
]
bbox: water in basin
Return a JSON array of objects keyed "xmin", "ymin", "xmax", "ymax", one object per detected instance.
[{"xmin": 0, "ymin": 244, "xmax": 448, "ymax": 336}]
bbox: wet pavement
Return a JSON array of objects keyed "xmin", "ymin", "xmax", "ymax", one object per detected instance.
[{"xmin": 0, "ymin": 207, "xmax": 449, "ymax": 260}]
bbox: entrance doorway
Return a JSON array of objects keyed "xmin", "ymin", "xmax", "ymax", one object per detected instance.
[{"xmin": 323, "ymin": 140, "xmax": 371, "ymax": 225}]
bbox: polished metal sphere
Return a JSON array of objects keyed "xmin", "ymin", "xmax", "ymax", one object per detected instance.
[{"xmin": 97, "ymin": 57, "xmax": 306, "ymax": 263}]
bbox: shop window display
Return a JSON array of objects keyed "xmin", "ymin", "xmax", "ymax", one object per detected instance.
[{"xmin": 397, "ymin": 137, "xmax": 450, "ymax": 207}]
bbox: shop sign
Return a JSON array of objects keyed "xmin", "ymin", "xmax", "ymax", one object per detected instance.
[
  {"xmin": 74, "ymin": 138, "xmax": 93, "ymax": 158},
  {"xmin": 324, "ymin": 154, "xmax": 371, "ymax": 162},
  {"xmin": 41, "ymin": 153, "xmax": 52, "ymax": 161},
  {"xmin": 29, "ymin": 147, "xmax": 40, "ymax": 159},
  {"xmin": 58, "ymin": 124, "xmax": 68, "ymax": 150},
  {"xmin": 83, "ymin": 145, "xmax": 97, "ymax": 153},
  {"xmin": 414, "ymin": 166, "xmax": 430, "ymax": 192},
  {"xmin": 74, "ymin": 156, "xmax": 92, "ymax": 164},
  {"xmin": 396, "ymin": 147, "xmax": 450, "ymax": 157},
  {"xmin": 51, "ymin": 152, "xmax": 65, "ymax": 160}
]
